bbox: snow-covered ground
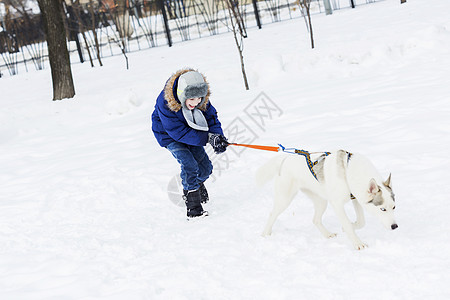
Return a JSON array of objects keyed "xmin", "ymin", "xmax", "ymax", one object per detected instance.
[{"xmin": 1, "ymin": 0, "xmax": 450, "ymax": 299}]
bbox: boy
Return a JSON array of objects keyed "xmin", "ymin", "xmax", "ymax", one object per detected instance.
[{"xmin": 151, "ymin": 69, "xmax": 228, "ymax": 218}]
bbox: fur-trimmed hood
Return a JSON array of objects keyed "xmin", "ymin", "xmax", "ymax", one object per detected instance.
[{"xmin": 164, "ymin": 68, "xmax": 211, "ymax": 112}]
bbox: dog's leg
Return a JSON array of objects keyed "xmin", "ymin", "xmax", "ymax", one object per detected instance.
[
  {"xmin": 351, "ymin": 199, "xmax": 365, "ymax": 230},
  {"xmin": 303, "ymin": 190, "xmax": 337, "ymax": 238},
  {"xmin": 262, "ymin": 177, "xmax": 298, "ymax": 236},
  {"xmin": 330, "ymin": 199, "xmax": 368, "ymax": 250},
  {"xmin": 262, "ymin": 209, "xmax": 280, "ymax": 236}
]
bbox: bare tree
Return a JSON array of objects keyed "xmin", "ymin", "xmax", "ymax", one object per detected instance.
[
  {"xmin": 299, "ymin": 0, "xmax": 314, "ymax": 49},
  {"xmin": 100, "ymin": 1, "xmax": 129, "ymax": 69},
  {"xmin": 226, "ymin": 0, "xmax": 249, "ymax": 90},
  {"xmin": 38, "ymin": 0, "xmax": 75, "ymax": 100},
  {"xmin": 71, "ymin": 0, "xmax": 95, "ymax": 67},
  {"xmin": 2, "ymin": 0, "xmax": 33, "ymax": 19},
  {"xmin": 88, "ymin": 0, "xmax": 103, "ymax": 66}
]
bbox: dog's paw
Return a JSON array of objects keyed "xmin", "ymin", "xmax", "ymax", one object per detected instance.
[
  {"xmin": 353, "ymin": 242, "xmax": 368, "ymax": 250},
  {"xmin": 327, "ymin": 233, "xmax": 337, "ymax": 239},
  {"xmin": 261, "ymin": 230, "xmax": 272, "ymax": 237}
]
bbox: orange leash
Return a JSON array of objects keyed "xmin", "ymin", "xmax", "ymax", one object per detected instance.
[{"xmin": 228, "ymin": 143, "xmax": 280, "ymax": 152}]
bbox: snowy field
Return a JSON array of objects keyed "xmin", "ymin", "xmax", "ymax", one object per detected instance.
[{"xmin": 1, "ymin": 0, "xmax": 450, "ymax": 299}]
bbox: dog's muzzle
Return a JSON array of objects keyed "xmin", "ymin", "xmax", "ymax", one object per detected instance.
[{"xmin": 391, "ymin": 224, "xmax": 398, "ymax": 230}]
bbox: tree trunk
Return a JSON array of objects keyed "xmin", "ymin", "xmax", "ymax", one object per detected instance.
[
  {"xmin": 306, "ymin": 5, "xmax": 314, "ymax": 49},
  {"xmin": 300, "ymin": 1, "xmax": 314, "ymax": 49},
  {"xmin": 38, "ymin": 0, "xmax": 75, "ymax": 100}
]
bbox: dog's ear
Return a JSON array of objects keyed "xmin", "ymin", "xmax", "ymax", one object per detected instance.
[
  {"xmin": 383, "ymin": 173, "xmax": 392, "ymax": 189},
  {"xmin": 368, "ymin": 178, "xmax": 379, "ymax": 195}
]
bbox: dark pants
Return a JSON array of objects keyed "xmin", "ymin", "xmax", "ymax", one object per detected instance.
[{"xmin": 166, "ymin": 141, "xmax": 213, "ymax": 191}]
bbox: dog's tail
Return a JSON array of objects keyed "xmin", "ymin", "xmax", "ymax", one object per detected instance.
[{"xmin": 255, "ymin": 155, "xmax": 286, "ymax": 187}]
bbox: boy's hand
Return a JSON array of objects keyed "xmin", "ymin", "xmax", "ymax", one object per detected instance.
[{"xmin": 208, "ymin": 133, "xmax": 228, "ymax": 154}]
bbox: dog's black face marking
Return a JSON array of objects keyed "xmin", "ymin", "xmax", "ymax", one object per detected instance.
[
  {"xmin": 384, "ymin": 185, "xmax": 396, "ymax": 202},
  {"xmin": 370, "ymin": 189, "xmax": 384, "ymax": 206},
  {"xmin": 383, "ymin": 179, "xmax": 395, "ymax": 202}
]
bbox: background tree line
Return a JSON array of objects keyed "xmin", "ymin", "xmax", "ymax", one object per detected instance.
[{"xmin": 1, "ymin": 0, "xmax": 403, "ymax": 99}]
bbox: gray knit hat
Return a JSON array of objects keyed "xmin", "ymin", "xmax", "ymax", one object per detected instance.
[{"xmin": 177, "ymin": 71, "xmax": 208, "ymax": 106}]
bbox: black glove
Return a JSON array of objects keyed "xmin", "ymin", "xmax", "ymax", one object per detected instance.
[{"xmin": 208, "ymin": 133, "xmax": 228, "ymax": 154}]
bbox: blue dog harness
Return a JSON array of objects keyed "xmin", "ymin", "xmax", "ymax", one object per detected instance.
[{"xmin": 278, "ymin": 144, "xmax": 353, "ymax": 184}]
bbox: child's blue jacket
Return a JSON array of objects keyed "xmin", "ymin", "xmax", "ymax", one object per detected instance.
[{"xmin": 152, "ymin": 69, "xmax": 224, "ymax": 147}]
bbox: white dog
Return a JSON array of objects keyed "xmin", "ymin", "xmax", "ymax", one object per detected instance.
[{"xmin": 257, "ymin": 150, "xmax": 397, "ymax": 250}]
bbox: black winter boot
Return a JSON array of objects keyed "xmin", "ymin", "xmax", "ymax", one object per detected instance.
[
  {"xmin": 199, "ymin": 182, "xmax": 209, "ymax": 204},
  {"xmin": 183, "ymin": 189, "xmax": 208, "ymax": 218}
]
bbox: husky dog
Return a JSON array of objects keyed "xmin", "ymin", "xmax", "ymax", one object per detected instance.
[{"xmin": 257, "ymin": 150, "xmax": 397, "ymax": 250}]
